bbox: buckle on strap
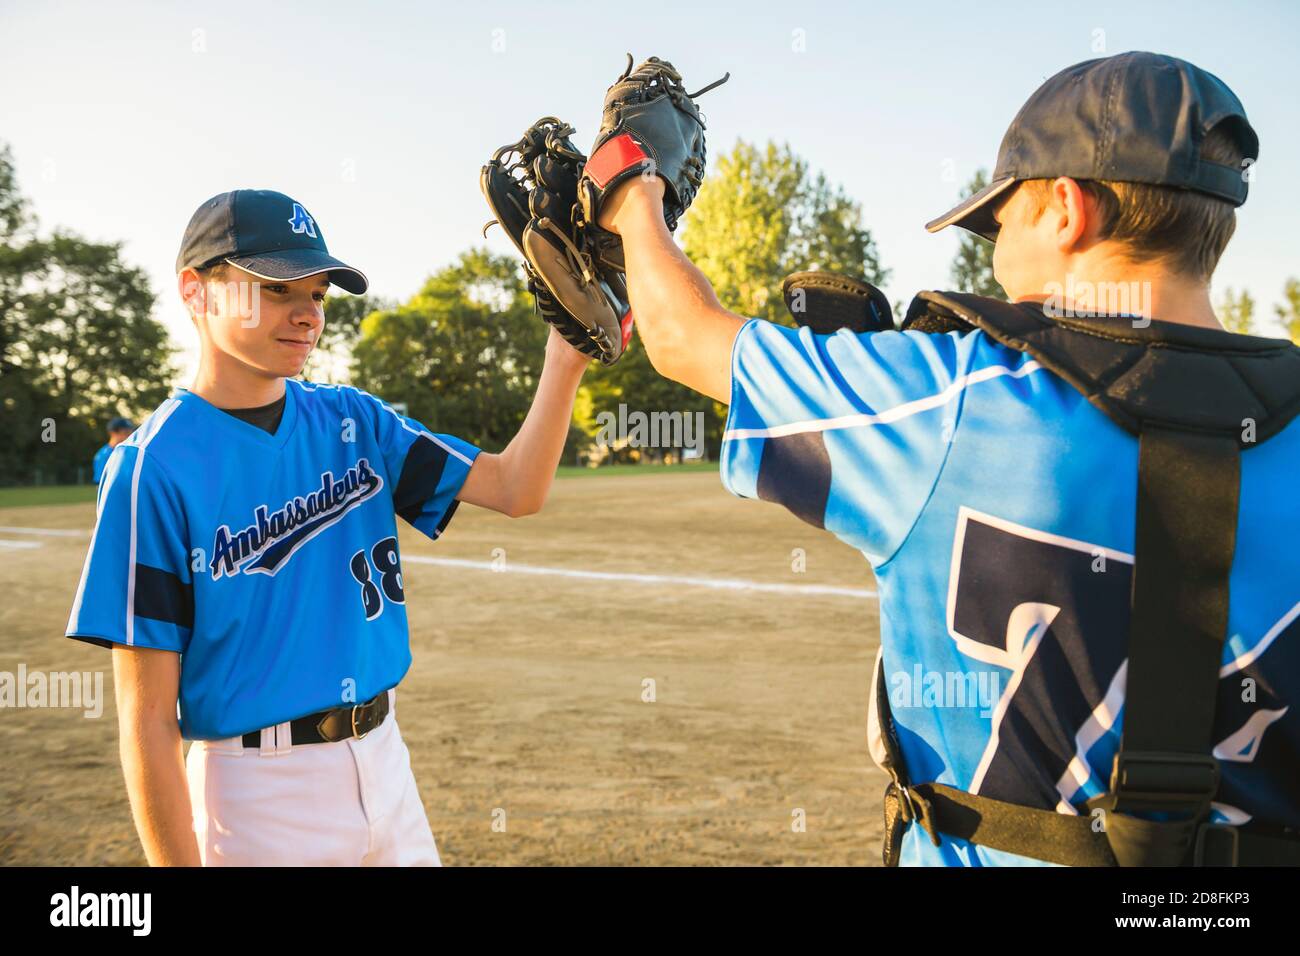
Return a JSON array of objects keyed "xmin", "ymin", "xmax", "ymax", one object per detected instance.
[
  {"xmin": 351, "ymin": 701, "xmax": 371, "ymax": 740},
  {"xmin": 1109, "ymin": 751, "xmax": 1220, "ymax": 812},
  {"xmin": 1194, "ymin": 823, "xmax": 1240, "ymax": 867},
  {"xmin": 898, "ymin": 784, "xmax": 942, "ymax": 847},
  {"xmin": 313, "ymin": 693, "xmax": 384, "ymax": 743}
]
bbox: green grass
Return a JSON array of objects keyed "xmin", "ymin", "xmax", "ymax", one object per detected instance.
[
  {"xmin": 0, "ymin": 484, "xmax": 99, "ymax": 508},
  {"xmin": 0, "ymin": 463, "xmax": 717, "ymax": 508}
]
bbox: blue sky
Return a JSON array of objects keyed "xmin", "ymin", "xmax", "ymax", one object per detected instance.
[{"xmin": 2, "ymin": 0, "xmax": 1296, "ymax": 378}]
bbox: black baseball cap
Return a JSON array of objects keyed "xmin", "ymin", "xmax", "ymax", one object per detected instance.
[
  {"xmin": 175, "ymin": 189, "xmax": 368, "ymax": 294},
  {"xmin": 926, "ymin": 52, "xmax": 1259, "ymax": 241}
]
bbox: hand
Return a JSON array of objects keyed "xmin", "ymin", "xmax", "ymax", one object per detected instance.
[{"xmin": 597, "ymin": 175, "xmax": 667, "ymax": 235}]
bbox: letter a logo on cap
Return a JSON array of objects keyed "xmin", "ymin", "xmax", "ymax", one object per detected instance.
[{"xmin": 288, "ymin": 202, "xmax": 317, "ymax": 238}]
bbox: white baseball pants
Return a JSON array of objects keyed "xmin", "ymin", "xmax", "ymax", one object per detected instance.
[{"xmin": 185, "ymin": 688, "xmax": 441, "ymax": 866}]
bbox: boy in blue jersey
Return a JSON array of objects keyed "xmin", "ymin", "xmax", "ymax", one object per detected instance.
[
  {"xmin": 591, "ymin": 53, "xmax": 1300, "ymax": 865},
  {"xmin": 66, "ymin": 189, "xmax": 593, "ymax": 866},
  {"xmin": 91, "ymin": 417, "xmax": 134, "ymax": 484}
]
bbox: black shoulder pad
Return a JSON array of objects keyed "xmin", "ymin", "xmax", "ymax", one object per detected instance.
[
  {"xmin": 900, "ymin": 294, "xmax": 977, "ymax": 335},
  {"xmin": 781, "ymin": 271, "xmax": 894, "ymax": 334},
  {"xmin": 914, "ymin": 290, "xmax": 1300, "ymax": 445}
]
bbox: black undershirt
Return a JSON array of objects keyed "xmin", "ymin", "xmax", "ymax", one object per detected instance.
[{"xmin": 216, "ymin": 393, "xmax": 286, "ymax": 435}]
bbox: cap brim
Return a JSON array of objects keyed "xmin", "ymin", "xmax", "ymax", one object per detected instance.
[
  {"xmin": 924, "ymin": 175, "xmax": 1018, "ymax": 242},
  {"xmin": 226, "ymin": 248, "xmax": 369, "ymax": 295}
]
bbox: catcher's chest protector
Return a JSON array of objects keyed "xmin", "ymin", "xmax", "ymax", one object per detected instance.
[{"xmin": 878, "ymin": 291, "xmax": 1300, "ymax": 867}]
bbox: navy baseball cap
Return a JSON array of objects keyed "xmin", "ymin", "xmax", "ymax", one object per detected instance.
[
  {"xmin": 107, "ymin": 417, "xmax": 134, "ymax": 432},
  {"xmin": 175, "ymin": 189, "xmax": 368, "ymax": 294},
  {"xmin": 927, "ymin": 52, "xmax": 1259, "ymax": 241}
]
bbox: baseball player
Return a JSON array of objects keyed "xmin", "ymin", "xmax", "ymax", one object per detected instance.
[
  {"xmin": 66, "ymin": 189, "xmax": 592, "ymax": 866},
  {"xmin": 91, "ymin": 417, "xmax": 135, "ymax": 484},
  {"xmin": 523, "ymin": 53, "xmax": 1300, "ymax": 865}
]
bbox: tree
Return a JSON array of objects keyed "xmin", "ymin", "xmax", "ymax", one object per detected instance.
[
  {"xmin": 22, "ymin": 235, "xmax": 174, "ymax": 413},
  {"xmin": 1275, "ymin": 277, "xmax": 1300, "ymax": 345},
  {"xmin": 1217, "ymin": 286, "xmax": 1255, "ymax": 335},
  {"xmin": 302, "ymin": 291, "xmax": 391, "ymax": 385},
  {"xmin": 0, "ymin": 142, "xmax": 177, "ymax": 485},
  {"xmin": 351, "ymin": 249, "xmax": 553, "ymax": 451},
  {"xmin": 579, "ymin": 331, "xmax": 721, "ymax": 463},
  {"xmin": 680, "ymin": 140, "xmax": 888, "ymax": 325},
  {"xmin": 0, "ymin": 142, "xmax": 30, "ymax": 242},
  {"xmin": 595, "ymin": 139, "xmax": 887, "ymax": 460},
  {"xmin": 948, "ymin": 169, "xmax": 1004, "ymax": 299}
]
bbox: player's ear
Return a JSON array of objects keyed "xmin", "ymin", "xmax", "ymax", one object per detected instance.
[
  {"xmin": 1052, "ymin": 177, "xmax": 1089, "ymax": 253},
  {"xmin": 178, "ymin": 269, "xmax": 205, "ymax": 320}
]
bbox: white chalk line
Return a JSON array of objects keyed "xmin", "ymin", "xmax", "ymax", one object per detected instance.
[
  {"xmin": 0, "ymin": 539, "xmax": 44, "ymax": 550},
  {"xmin": 0, "ymin": 526, "xmax": 87, "ymax": 537},
  {"xmin": 0, "ymin": 524, "xmax": 875, "ymax": 600},
  {"xmin": 403, "ymin": 555, "xmax": 877, "ymax": 600}
]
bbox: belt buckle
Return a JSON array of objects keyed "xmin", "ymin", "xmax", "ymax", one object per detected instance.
[{"xmin": 351, "ymin": 702, "xmax": 370, "ymax": 740}]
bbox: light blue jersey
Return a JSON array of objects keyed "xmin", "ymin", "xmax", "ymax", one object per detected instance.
[
  {"xmin": 92, "ymin": 444, "xmax": 112, "ymax": 484},
  {"xmin": 66, "ymin": 379, "xmax": 479, "ymax": 740},
  {"xmin": 722, "ymin": 319, "xmax": 1300, "ymax": 866}
]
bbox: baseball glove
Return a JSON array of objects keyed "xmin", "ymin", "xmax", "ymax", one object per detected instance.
[
  {"xmin": 515, "ymin": 56, "xmax": 727, "ymax": 367},
  {"xmin": 578, "ymin": 55, "xmax": 730, "ymax": 237},
  {"xmin": 480, "ymin": 117, "xmax": 631, "ymax": 365}
]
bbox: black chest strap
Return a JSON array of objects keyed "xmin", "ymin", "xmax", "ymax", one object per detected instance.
[
  {"xmin": 1082, "ymin": 427, "xmax": 1237, "ymax": 865},
  {"xmin": 875, "ymin": 290, "xmax": 1300, "ymax": 867}
]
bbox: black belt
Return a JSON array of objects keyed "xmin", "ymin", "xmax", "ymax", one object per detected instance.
[{"xmin": 241, "ymin": 691, "xmax": 390, "ymax": 748}]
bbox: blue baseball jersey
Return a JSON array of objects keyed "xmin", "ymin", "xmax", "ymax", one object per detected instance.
[
  {"xmin": 92, "ymin": 443, "xmax": 112, "ymax": 484},
  {"xmin": 722, "ymin": 318, "xmax": 1300, "ymax": 866},
  {"xmin": 66, "ymin": 379, "xmax": 479, "ymax": 740}
]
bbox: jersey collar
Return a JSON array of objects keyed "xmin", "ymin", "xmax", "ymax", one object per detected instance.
[{"xmin": 171, "ymin": 379, "xmax": 300, "ymax": 450}]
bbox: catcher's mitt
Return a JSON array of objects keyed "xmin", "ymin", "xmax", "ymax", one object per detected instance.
[
  {"xmin": 781, "ymin": 271, "xmax": 895, "ymax": 334},
  {"xmin": 578, "ymin": 55, "xmax": 730, "ymax": 236},
  {"xmin": 515, "ymin": 56, "xmax": 727, "ymax": 368},
  {"xmin": 480, "ymin": 117, "xmax": 632, "ymax": 365}
]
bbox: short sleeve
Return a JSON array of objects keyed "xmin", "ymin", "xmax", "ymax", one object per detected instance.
[
  {"xmin": 721, "ymin": 319, "xmax": 969, "ymax": 564},
  {"xmin": 351, "ymin": 388, "xmax": 481, "ymax": 542},
  {"xmin": 66, "ymin": 443, "xmax": 194, "ymax": 652}
]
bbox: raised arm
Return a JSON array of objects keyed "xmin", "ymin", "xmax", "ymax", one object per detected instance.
[
  {"xmin": 597, "ymin": 177, "xmax": 745, "ymax": 404},
  {"xmin": 456, "ymin": 326, "xmax": 589, "ymax": 517}
]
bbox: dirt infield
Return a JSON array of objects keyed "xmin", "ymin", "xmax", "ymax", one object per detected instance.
[{"xmin": 0, "ymin": 470, "xmax": 886, "ymax": 866}]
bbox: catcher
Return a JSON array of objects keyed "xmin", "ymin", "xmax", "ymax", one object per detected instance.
[{"xmin": 503, "ymin": 52, "xmax": 1300, "ymax": 866}]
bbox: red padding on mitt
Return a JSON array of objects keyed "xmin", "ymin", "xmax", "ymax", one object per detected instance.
[
  {"xmin": 586, "ymin": 134, "xmax": 649, "ymax": 188},
  {"xmin": 619, "ymin": 309, "xmax": 635, "ymax": 351}
]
